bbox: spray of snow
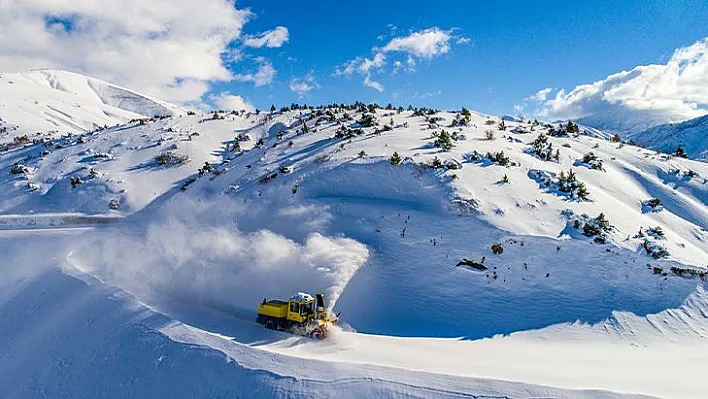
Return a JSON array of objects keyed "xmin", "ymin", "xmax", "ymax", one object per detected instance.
[{"xmin": 67, "ymin": 196, "xmax": 368, "ymax": 314}]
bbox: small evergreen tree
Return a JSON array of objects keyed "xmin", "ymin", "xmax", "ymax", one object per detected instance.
[
  {"xmin": 565, "ymin": 120, "xmax": 579, "ymax": 133},
  {"xmin": 434, "ymin": 130, "xmax": 454, "ymax": 151},
  {"xmin": 390, "ymin": 151, "xmax": 402, "ymax": 166},
  {"xmin": 429, "ymin": 156, "xmax": 444, "ymax": 169},
  {"xmin": 270, "ymin": 104, "xmax": 276, "ymax": 112},
  {"xmin": 531, "ymin": 133, "xmax": 558, "ymax": 161}
]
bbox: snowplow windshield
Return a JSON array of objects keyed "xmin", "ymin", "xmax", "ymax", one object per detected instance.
[{"xmin": 301, "ymin": 302, "xmax": 313, "ymax": 315}]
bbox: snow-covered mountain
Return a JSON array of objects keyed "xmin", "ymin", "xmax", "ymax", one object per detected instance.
[
  {"xmin": 0, "ymin": 70, "xmax": 185, "ymax": 142},
  {"xmin": 575, "ymin": 107, "xmax": 699, "ymax": 136},
  {"xmin": 1, "ymin": 82, "xmax": 708, "ymax": 398},
  {"xmin": 628, "ymin": 114, "xmax": 708, "ymax": 161}
]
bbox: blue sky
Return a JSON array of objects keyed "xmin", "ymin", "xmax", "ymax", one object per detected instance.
[
  {"xmin": 2, "ymin": 0, "xmax": 707, "ymax": 125},
  {"xmin": 221, "ymin": 0, "xmax": 708, "ymax": 115}
]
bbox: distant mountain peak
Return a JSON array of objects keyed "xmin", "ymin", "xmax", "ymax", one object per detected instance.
[
  {"xmin": 0, "ymin": 69, "xmax": 186, "ymax": 137},
  {"xmin": 629, "ymin": 114, "xmax": 708, "ymax": 161}
]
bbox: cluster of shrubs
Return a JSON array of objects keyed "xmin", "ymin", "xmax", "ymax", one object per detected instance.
[
  {"xmin": 486, "ymin": 151, "xmax": 510, "ymax": 166},
  {"xmin": 412, "ymin": 106, "xmax": 439, "ymax": 117},
  {"xmin": 356, "ymin": 113, "xmax": 378, "ymax": 128},
  {"xmin": 674, "ymin": 146, "xmax": 688, "ymax": 158},
  {"xmin": 564, "ymin": 210, "xmax": 614, "ymax": 243},
  {"xmin": 530, "ymin": 133, "xmax": 559, "ymax": 162},
  {"xmin": 450, "ymin": 108, "xmax": 472, "ymax": 126},
  {"xmin": 463, "ymin": 150, "xmax": 512, "ymax": 167},
  {"xmin": 10, "ymin": 163, "xmax": 29, "ymax": 175},
  {"xmin": 548, "ymin": 120, "xmax": 579, "ymax": 136},
  {"xmin": 155, "ymin": 151, "xmax": 189, "ymax": 166},
  {"xmin": 335, "ymin": 125, "xmax": 364, "ymax": 139},
  {"xmin": 70, "ymin": 176, "xmax": 83, "ymax": 188},
  {"xmin": 530, "ymin": 169, "xmax": 590, "ymax": 200},
  {"xmin": 557, "ymin": 169, "xmax": 590, "ymax": 200},
  {"xmin": 641, "ymin": 239, "xmax": 670, "ymax": 259},
  {"xmin": 432, "ymin": 130, "xmax": 455, "ymax": 151},
  {"xmin": 642, "ymin": 197, "xmax": 663, "ymax": 212},
  {"xmin": 635, "ymin": 226, "xmax": 665, "ymax": 240},
  {"xmin": 578, "ymin": 152, "xmax": 604, "ymax": 170}
]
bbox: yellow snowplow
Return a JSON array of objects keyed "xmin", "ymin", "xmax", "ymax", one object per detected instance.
[{"xmin": 257, "ymin": 292, "xmax": 338, "ymax": 339}]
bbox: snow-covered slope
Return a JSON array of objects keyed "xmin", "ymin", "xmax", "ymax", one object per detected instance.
[
  {"xmin": 2, "ymin": 103, "xmax": 708, "ymax": 397},
  {"xmin": 629, "ymin": 114, "xmax": 708, "ymax": 161},
  {"xmin": 0, "ymin": 111, "xmax": 265, "ymax": 214},
  {"xmin": 0, "ymin": 70, "xmax": 185, "ymax": 141}
]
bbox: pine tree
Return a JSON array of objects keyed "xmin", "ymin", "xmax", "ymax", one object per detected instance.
[
  {"xmin": 270, "ymin": 104, "xmax": 276, "ymax": 112},
  {"xmin": 434, "ymin": 130, "xmax": 453, "ymax": 151},
  {"xmin": 390, "ymin": 151, "xmax": 402, "ymax": 166}
]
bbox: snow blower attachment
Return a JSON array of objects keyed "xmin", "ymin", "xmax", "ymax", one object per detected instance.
[{"xmin": 257, "ymin": 292, "xmax": 338, "ymax": 339}]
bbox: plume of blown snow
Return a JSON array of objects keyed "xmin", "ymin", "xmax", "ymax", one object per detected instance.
[{"xmin": 67, "ymin": 197, "xmax": 368, "ymax": 312}]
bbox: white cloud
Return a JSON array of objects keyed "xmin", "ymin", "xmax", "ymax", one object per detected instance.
[
  {"xmin": 210, "ymin": 92, "xmax": 254, "ymax": 111},
  {"xmin": 528, "ymin": 87, "xmax": 553, "ymax": 102},
  {"xmin": 335, "ymin": 53, "xmax": 386, "ymax": 77},
  {"xmin": 335, "ymin": 53, "xmax": 386, "ymax": 92},
  {"xmin": 364, "ymin": 75, "xmax": 384, "ymax": 92},
  {"xmin": 289, "ymin": 73, "xmax": 321, "ymax": 97},
  {"xmin": 533, "ymin": 38, "xmax": 708, "ymax": 131},
  {"xmin": 243, "ymin": 26, "xmax": 289, "ymax": 48},
  {"xmin": 406, "ymin": 55, "xmax": 415, "ymax": 68},
  {"xmin": 0, "ymin": 0, "xmax": 257, "ymax": 103},
  {"xmin": 335, "ymin": 26, "xmax": 464, "ymax": 92},
  {"xmin": 360, "ymin": 52, "xmax": 387, "ymax": 73},
  {"xmin": 233, "ymin": 59, "xmax": 276, "ymax": 87},
  {"xmin": 382, "ymin": 27, "xmax": 452, "ymax": 59},
  {"xmin": 411, "ymin": 90, "xmax": 441, "ymax": 100}
]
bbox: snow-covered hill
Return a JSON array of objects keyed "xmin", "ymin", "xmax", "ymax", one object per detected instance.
[
  {"xmin": 0, "ymin": 70, "xmax": 185, "ymax": 142},
  {"xmin": 2, "ymin": 97, "xmax": 708, "ymax": 397},
  {"xmin": 629, "ymin": 114, "xmax": 708, "ymax": 161}
]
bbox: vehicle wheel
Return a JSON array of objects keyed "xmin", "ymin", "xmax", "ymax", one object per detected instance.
[
  {"xmin": 310, "ymin": 327, "xmax": 324, "ymax": 340},
  {"xmin": 265, "ymin": 318, "xmax": 276, "ymax": 330}
]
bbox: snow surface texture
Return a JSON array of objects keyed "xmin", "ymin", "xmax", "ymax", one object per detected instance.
[{"xmin": 2, "ymin": 74, "xmax": 708, "ymax": 398}]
